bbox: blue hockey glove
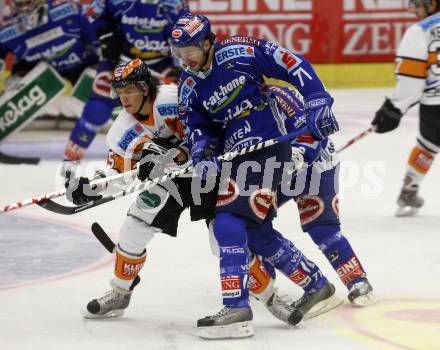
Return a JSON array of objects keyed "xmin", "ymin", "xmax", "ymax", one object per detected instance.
[
  {"xmin": 291, "ymin": 134, "xmax": 321, "ymax": 164},
  {"xmin": 191, "ymin": 139, "xmax": 222, "ymax": 180},
  {"xmin": 304, "ymin": 92, "xmax": 339, "ymax": 140}
]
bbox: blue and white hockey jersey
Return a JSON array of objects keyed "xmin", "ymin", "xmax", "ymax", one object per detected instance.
[
  {"xmin": 178, "ymin": 36, "xmax": 328, "ymax": 154},
  {"xmin": 0, "ymin": 0, "xmax": 99, "ymax": 76},
  {"xmin": 83, "ymin": 0, "xmax": 189, "ymax": 66}
]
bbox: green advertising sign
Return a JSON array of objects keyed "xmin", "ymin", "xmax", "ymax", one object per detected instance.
[{"xmin": 0, "ymin": 63, "xmax": 66, "ymax": 141}]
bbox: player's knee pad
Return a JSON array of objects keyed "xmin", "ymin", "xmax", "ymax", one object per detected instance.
[
  {"xmin": 113, "ymin": 244, "xmax": 147, "ymax": 290},
  {"xmin": 248, "ymin": 255, "xmax": 276, "ymax": 304},
  {"xmin": 127, "ymin": 186, "xmax": 171, "ymax": 226},
  {"xmin": 118, "ymin": 215, "xmax": 159, "ymax": 255},
  {"xmin": 213, "ymin": 211, "xmax": 248, "ymax": 246}
]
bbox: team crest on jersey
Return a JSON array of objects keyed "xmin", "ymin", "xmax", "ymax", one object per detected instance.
[
  {"xmin": 179, "ymin": 77, "xmax": 196, "ymax": 106},
  {"xmin": 50, "ymin": 3, "xmax": 78, "ymax": 22},
  {"xmin": 118, "ymin": 123, "xmax": 144, "ymax": 151},
  {"xmin": 273, "ymin": 47, "xmax": 302, "ymax": 73},
  {"xmin": 215, "ymin": 45, "xmax": 255, "ymax": 65}
]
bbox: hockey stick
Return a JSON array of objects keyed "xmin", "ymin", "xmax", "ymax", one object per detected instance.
[
  {"xmin": 90, "ymin": 222, "xmax": 141, "ymax": 290},
  {"xmin": 336, "ymin": 126, "xmax": 374, "ymax": 153},
  {"xmin": 36, "ymin": 127, "xmax": 308, "ymax": 215},
  {"xmin": 0, "ymin": 150, "xmax": 40, "ymax": 165},
  {"xmin": 0, "ymin": 168, "xmax": 138, "ymax": 214},
  {"xmin": 91, "ymin": 222, "xmax": 116, "ymax": 253}
]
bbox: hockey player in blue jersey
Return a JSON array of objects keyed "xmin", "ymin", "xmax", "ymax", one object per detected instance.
[
  {"xmin": 171, "ymin": 13, "xmax": 340, "ymax": 339},
  {"xmin": 258, "ymin": 85, "xmax": 377, "ymax": 308},
  {"xmin": 0, "ymin": 0, "xmax": 116, "ymax": 162},
  {"xmin": 62, "ymin": 0, "xmax": 190, "ymax": 162}
]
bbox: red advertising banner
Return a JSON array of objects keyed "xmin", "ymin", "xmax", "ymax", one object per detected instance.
[{"xmin": 188, "ymin": 0, "xmax": 417, "ymax": 63}]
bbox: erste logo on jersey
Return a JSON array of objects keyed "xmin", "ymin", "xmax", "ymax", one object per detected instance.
[
  {"xmin": 157, "ymin": 103, "xmax": 178, "ymax": 118},
  {"xmin": 273, "ymin": 47, "xmax": 302, "ymax": 73},
  {"xmin": 179, "ymin": 76, "xmax": 196, "ymax": 106},
  {"xmin": 215, "ymin": 44, "xmax": 255, "ymax": 65},
  {"xmin": 118, "ymin": 123, "xmax": 144, "ymax": 151}
]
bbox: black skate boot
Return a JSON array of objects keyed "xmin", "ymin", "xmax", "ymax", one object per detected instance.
[
  {"xmin": 197, "ymin": 306, "xmax": 253, "ymax": 339},
  {"xmin": 83, "ymin": 276, "xmax": 140, "ymax": 319},
  {"xmin": 348, "ymin": 279, "xmax": 378, "ymax": 306},
  {"xmin": 288, "ymin": 281, "xmax": 343, "ymax": 325}
]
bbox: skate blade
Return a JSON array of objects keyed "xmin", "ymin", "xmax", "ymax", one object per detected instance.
[
  {"xmin": 197, "ymin": 321, "xmax": 254, "ymax": 339},
  {"xmin": 303, "ymin": 295, "xmax": 343, "ymax": 321},
  {"xmin": 395, "ymin": 206, "xmax": 419, "ymax": 217},
  {"xmin": 81, "ymin": 308, "xmax": 125, "ymax": 319},
  {"xmin": 349, "ymin": 292, "xmax": 378, "ymax": 307}
]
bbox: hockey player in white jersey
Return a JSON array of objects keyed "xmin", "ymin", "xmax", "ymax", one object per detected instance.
[
  {"xmin": 66, "ymin": 59, "xmax": 314, "ymax": 325},
  {"xmin": 372, "ymin": 0, "xmax": 440, "ymax": 216}
]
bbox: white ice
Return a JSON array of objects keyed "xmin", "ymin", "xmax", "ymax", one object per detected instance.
[{"xmin": 1, "ymin": 88, "xmax": 439, "ymax": 350}]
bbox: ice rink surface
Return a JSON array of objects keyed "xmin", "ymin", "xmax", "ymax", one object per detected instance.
[{"xmin": 1, "ymin": 89, "xmax": 439, "ymax": 350}]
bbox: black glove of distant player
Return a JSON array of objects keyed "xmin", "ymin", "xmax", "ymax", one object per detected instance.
[
  {"xmin": 65, "ymin": 177, "xmax": 103, "ymax": 205},
  {"xmin": 137, "ymin": 137, "xmax": 179, "ymax": 182},
  {"xmin": 372, "ymin": 98, "xmax": 403, "ymax": 133},
  {"xmin": 96, "ymin": 25, "xmax": 123, "ymax": 64}
]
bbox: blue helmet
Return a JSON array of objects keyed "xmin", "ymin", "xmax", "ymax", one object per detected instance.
[{"xmin": 171, "ymin": 13, "xmax": 212, "ymax": 48}]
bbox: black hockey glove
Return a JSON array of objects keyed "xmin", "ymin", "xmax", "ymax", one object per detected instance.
[
  {"xmin": 372, "ymin": 98, "xmax": 403, "ymax": 133},
  {"xmin": 96, "ymin": 25, "xmax": 123, "ymax": 64},
  {"xmin": 137, "ymin": 137, "xmax": 184, "ymax": 181},
  {"xmin": 65, "ymin": 177, "xmax": 103, "ymax": 206}
]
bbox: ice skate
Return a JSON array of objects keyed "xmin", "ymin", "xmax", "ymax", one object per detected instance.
[
  {"xmin": 83, "ymin": 282, "xmax": 133, "ymax": 319},
  {"xmin": 348, "ymin": 279, "xmax": 378, "ymax": 307},
  {"xmin": 264, "ymin": 291, "xmax": 298, "ymax": 326},
  {"xmin": 288, "ymin": 282, "xmax": 343, "ymax": 325},
  {"xmin": 396, "ymin": 183, "xmax": 424, "ymax": 217},
  {"xmin": 197, "ymin": 306, "xmax": 253, "ymax": 339}
]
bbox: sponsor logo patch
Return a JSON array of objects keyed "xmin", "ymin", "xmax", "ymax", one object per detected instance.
[
  {"xmin": 92, "ymin": 71, "xmax": 112, "ymax": 98},
  {"xmin": 273, "ymin": 47, "xmax": 302, "ymax": 73},
  {"xmin": 216, "ymin": 178, "xmax": 239, "ymax": 207},
  {"xmin": 182, "ymin": 17, "xmax": 204, "ymax": 37},
  {"xmin": 215, "ymin": 45, "xmax": 255, "ymax": 65},
  {"xmin": 179, "ymin": 77, "xmax": 196, "ymax": 107},
  {"xmin": 25, "ymin": 26, "xmax": 64, "ymax": 49},
  {"xmin": 336, "ymin": 256, "xmax": 365, "ymax": 285},
  {"xmin": 297, "ymin": 195, "xmax": 324, "ymax": 225},
  {"xmin": 137, "ymin": 190, "xmax": 162, "ymax": 209},
  {"xmin": 249, "ymin": 189, "xmax": 275, "ymax": 220},
  {"xmin": 0, "ymin": 25, "xmax": 23, "ymax": 43},
  {"xmin": 118, "ymin": 123, "xmax": 144, "ymax": 151},
  {"xmin": 202, "ymin": 75, "xmax": 246, "ymax": 112},
  {"xmin": 157, "ymin": 103, "xmax": 178, "ymax": 117},
  {"xmin": 50, "ymin": 3, "xmax": 77, "ymax": 22},
  {"xmin": 221, "ymin": 275, "xmax": 241, "ymax": 298},
  {"xmin": 288, "ymin": 268, "xmax": 312, "ymax": 288},
  {"xmin": 172, "ymin": 29, "xmax": 182, "ymax": 38}
]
